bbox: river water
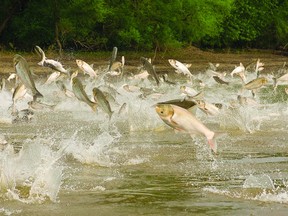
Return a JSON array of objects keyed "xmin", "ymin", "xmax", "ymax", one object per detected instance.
[{"xmin": 0, "ymin": 60, "xmax": 288, "ymax": 215}]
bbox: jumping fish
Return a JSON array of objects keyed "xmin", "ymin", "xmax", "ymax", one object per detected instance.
[
  {"xmin": 206, "ymin": 63, "xmax": 226, "ymax": 79},
  {"xmin": 129, "ymin": 71, "xmax": 149, "ymax": 80},
  {"xmin": 155, "ymin": 104, "xmax": 218, "ymax": 153},
  {"xmin": 157, "ymin": 99, "xmax": 197, "ymax": 114},
  {"xmin": 180, "ymin": 86, "xmax": 198, "ymax": 97},
  {"xmin": 180, "ymin": 86, "xmax": 204, "ymax": 100},
  {"xmin": 243, "ymin": 77, "xmax": 268, "ymax": 97},
  {"xmin": 207, "ymin": 69, "xmax": 226, "ymax": 79},
  {"xmin": 72, "ymin": 77, "xmax": 97, "ymax": 112},
  {"xmin": 9, "ymin": 83, "xmax": 27, "ymax": 116},
  {"xmin": 108, "ymin": 47, "xmax": 118, "ymax": 71},
  {"xmin": 255, "ymin": 59, "xmax": 264, "ymax": 77},
  {"xmin": 107, "ymin": 47, "xmax": 124, "ymax": 76},
  {"xmin": 28, "ymin": 101, "xmax": 56, "ymax": 110},
  {"xmin": 273, "ymin": 72, "xmax": 288, "ymax": 90},
  {"xmin": 213, "ymin": 76, "xmax": 229, "ymax": 85},
  {"xmin": 12, "ymin": 83, "xmax": 28, "ymax": 104},
  {"xmin": 13, "ymin": 54, "xmax": 43, "ymax": 100},
  {"xmin": 56, "ymin": 80, "xmax": 75, "ymax": 98},
  {"xmin": 244, "ymin": 77, "xmax": 268, "ymax": 90},
  {"xmin": 92, "ymin": 87, "xmax": 113, "ymax": 119},
  {"xmin": 76, "ymin": 59, "xmax": 97, "ymax": 78},
  {"xmin": 196, "ymin": 100, "xmax": 220, "ymax": 116},
  {"xmin": 168, "ymin": 59, "xmax": 193, "ymax": 78},
  {"xmin": 231, "ymin": 63, "xmax": 246, "ymax": 83},
  {"xmin": 35, "ymin": 45, "xmax": 67, "ymax": 73},
  {"xmin": 160, "ymin": 74, "xmax": 177, "ymax": 85},
  {"xmin": 108, "ymin": 61, "xmax": 123, "ymax": 76},
  {"xmin": 140, "ymin": 57, "xmax": 160, "ymax": 85},
  {"xmin": 45, "ymin": 71, "xmax": 61, "ymax": 84}
]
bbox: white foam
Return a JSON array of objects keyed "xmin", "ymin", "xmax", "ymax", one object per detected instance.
[
  {"xmin": 0, "ymin": 139, "xmax": 64, "ymax": 203},
  {"xmin": 64, "ymin": 126, "xmax": 122, "ymax": 166}
]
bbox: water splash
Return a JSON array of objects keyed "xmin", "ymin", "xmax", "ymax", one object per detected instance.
[
  {"xmin": 64, "ymin": 124, "xmax": 122, "ymax": 166},
  {"xmin": 0, "ymin": 207, "xmax": 22, "ymax": 215},
  {"xmin": 0, "ymin": 138, "xmax": 64, "ymax": 203},
  {"xmin": 203, "ymin": 173, "xmax": 288, "ymax": 204},
  {"xmin": 243, "ymin": 174, "xmax": 275, "ymax": 189},
  {"xmin": 218, "ymin": 106, "xmax": 262, "ymax": 133}
]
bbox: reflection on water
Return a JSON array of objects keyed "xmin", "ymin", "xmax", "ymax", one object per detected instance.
[{"xmin": 0, "ymin": 64, "xmax": 288, "ymax": 215}]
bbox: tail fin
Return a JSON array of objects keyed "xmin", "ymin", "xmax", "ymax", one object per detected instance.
[
  {"xmin": 208, "ymin": 138, "xmax": 217, "ymax": 154},
  {"xmin": 207, "ymin": 132, "xmax": 226, "ymax": 154},
  {"xmin": 91, "ymin": 103, "xmax": 97, "ymax": 112}
]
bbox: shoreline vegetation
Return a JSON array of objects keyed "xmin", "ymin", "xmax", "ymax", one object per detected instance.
[{"xmin": 0, "ymin": 46, "xmax": 287, "ymax": 76}]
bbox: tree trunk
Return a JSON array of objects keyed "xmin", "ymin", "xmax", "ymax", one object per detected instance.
[
  {"xmin": 53, "ymin": 0, "xmax": 62, "ymax": 56},
  {"xmin": 55, "ymin": 22, "xmax": 63, "ymax": 56}
]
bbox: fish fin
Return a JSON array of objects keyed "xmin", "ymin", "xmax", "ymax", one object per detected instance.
[
  {"xmin": 174, "ymin": 128, "xmax": 185, "ymax": 133},
  {"xmin": 207, "ymin": 132, "xmax": 227, "ymax": 154},
  {"xmin": 208, "ymin": 138, "xmax": 217, "ymax": 154},
  {"xmin": 91, "ymin": 103, "xmax": 97, "ymax": 112}
]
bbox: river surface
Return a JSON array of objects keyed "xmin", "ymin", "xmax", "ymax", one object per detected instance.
[{"xmin": 0, "ymin": 56, "xmax": 288, "ymax": 215}]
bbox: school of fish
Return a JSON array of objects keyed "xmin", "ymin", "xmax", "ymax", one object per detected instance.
[{"xmin": 1, "ymin": 46, "xmax": 288, "ymax": 154}]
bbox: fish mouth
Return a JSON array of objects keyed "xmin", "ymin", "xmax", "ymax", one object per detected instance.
[{"xmin": 155, "ymin": 105, "xmax": 161, "ymax": 112}]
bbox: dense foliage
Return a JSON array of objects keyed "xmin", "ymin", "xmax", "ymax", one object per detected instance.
[{"xmin": 0, "ymin": 0, "xmax": 287, "ymax": 51}]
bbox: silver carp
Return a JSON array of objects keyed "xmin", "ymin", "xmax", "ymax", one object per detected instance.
[
  {"xmin": 155, "ymin": 104, "xmax": 218, "ymax": 153},
  {"xmin": 76, "ymin": 59, "xmax": 97, "ymax": 78},
  {"xmin": 35, "ymin": 45, "xmax": 67, "ymax": 73},
  {"xmin": 72, "ymin": 77, "xmax": 97, "ymax": 112},
  {"xmin": 92, "ymin": 87, "xmax": 113, "ymax": 119},
  {"xmin": 140, "ymin": 57, "xmax": 160, "ymax": 85},
  {"xmin": 13, "ymin": 54, "xmax": 43, "ymax": 100}
]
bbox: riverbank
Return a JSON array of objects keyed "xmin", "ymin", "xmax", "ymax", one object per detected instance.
[{"xmin": 0, "ymin": 47, "xmax": 287, "ymax": 76}]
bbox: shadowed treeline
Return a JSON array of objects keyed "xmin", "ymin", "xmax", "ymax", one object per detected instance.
[{"xmin": 0, "ymin": 0, "xmax": 287, "ymax": 52}]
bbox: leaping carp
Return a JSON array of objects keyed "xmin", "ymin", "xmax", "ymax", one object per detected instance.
[
  {"xmin": 155, "ymin": 103, "xmax": 218, "ymax": 153},
  {"xmin": 72, "ymin": 77, "xmax": 97, "ymax": 112},
  {"xmin": 35, "ymin": 45, "xmax": 67, "ymax": 73},
  {"xmin": 13, "ymin": 54, "xmax": 43, "ymax": 101}
]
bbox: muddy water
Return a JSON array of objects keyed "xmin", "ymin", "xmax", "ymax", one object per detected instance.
[{"xmin": 0, "ymin": 52, "xmax": 288, "ymax": 215}]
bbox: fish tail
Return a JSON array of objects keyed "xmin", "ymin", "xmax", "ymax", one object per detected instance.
[
  {"xmin": 207, "ymin": 138, "xmax": 217, "ymax": 154},
  {"xmin": 207, "ymin": 132, "xmax": 226, "ymax": 154},
  {"xmin": 91, "ymin": 103, "xmax": 97, "ymax": 112}
]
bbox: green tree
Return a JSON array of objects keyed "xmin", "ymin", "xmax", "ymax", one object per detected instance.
[
  {"xmin": 0, "ymin": 0, "xmax": 287, "ymax": 51},
  {"xmin": 219, "ymin": 0, "xmax": 288, "ymax": 49},
  {"xmin": 60, "ymin": 0, "xmax": 109, "ymax": 50}
]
